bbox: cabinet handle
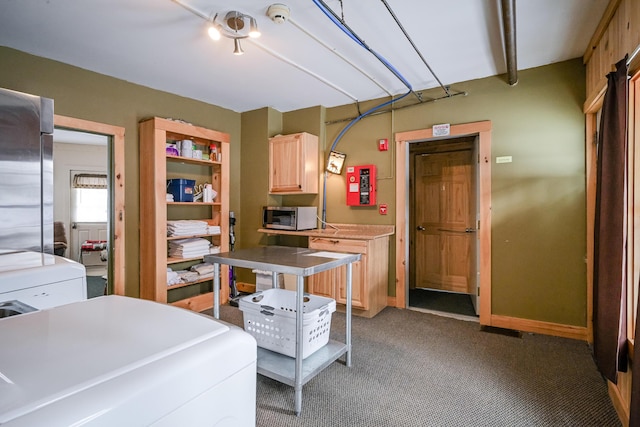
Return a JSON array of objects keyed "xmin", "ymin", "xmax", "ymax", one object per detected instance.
[{"xmin": 329, "ymin": 240, "xmax": 339, "ymax": 244}]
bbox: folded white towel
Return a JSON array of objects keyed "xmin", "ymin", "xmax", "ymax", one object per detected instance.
[
  {"xmin": 191, "ymin": 262, "xmax": 214, "ymax": 275},
  {"xmin": 168, "ymin": 238, "xmax": 211, "ymax": 249}
]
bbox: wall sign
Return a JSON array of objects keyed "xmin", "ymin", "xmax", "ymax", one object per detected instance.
[{"xmin": 432, "ymin": 123, "xmax": 450, "ymax": 137}]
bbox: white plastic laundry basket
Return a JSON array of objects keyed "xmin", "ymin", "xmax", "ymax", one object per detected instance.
[{"xmin": 238, "ymin": 288, "xmax": 336, "ymax": 358}]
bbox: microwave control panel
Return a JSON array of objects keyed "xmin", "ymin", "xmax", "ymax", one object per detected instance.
[{"xmin": 346, "ymin": 165, "xmax": 376, "ymax": 206}]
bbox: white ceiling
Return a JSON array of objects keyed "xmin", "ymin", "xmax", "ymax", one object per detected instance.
[{"xmin": 0, "ymin": 0, "xmax": 608, "ymax": 113}]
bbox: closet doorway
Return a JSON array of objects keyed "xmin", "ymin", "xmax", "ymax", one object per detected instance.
[
  {"xmin": 409, "ymin": 136, "xmax": 478, "ymax": 319},
  {"xmin": 395, "ymin": 121, "xmax": 492, "ymax": 325}
]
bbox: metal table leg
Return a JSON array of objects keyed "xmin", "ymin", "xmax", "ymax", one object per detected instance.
[
  {"xmin": 346, "ymin": 262, "xmax": 352, "ymax": 367},
  {"xmin": 213, "ymin": 262, "xmax": 220, "ymax": 319},
  {"xmin": 294, "ymin": 274, "xmax": 304, "ymax": 416}
]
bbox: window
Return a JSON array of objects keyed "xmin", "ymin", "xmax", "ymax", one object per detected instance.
[{"xmin": 71, "ymin": 173, "xmax": 108, "ymax": 223}]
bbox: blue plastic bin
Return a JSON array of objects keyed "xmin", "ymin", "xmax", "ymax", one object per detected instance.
[{"xmin": 167, "ymin": 179, "xmax": 195, "ymax": 202}]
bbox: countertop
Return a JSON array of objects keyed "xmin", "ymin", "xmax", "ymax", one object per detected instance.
[{"xmin": 257, "ymin": 224, "xmax": 394, "ymax": 240}]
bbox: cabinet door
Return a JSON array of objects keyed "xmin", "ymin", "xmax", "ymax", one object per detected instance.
[
  {"xmin": 335, "ymin": 258, "xmax": 366, "ymax": 309},
  {"xmin": 269, "ymin": 132, "xmax": 318, "ymax": 194},
  {"xmin": 308, "ymin": 268, "xmax": 336, "ymax": 300},
  {"xmin": 308, "ymin": 237, "xmax": 367, "ymax": 309},
  {"xmin": 269, "ymin": 134, "xmax": 303, "ymax": 193}
]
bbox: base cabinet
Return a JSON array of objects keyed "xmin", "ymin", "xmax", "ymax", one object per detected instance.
[{"xmin": 308, "ymin": 236, "xmax": 388, "ymax": 318}]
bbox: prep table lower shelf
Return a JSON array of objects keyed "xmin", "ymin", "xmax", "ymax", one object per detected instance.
[{"xmin": 256, "ymin": 340, "xmax": 347, "ymax": 386}]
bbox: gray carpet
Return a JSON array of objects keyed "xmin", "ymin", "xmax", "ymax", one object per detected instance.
[
  {"xmin": 210, "ymin": 305, "xmax": 620, "ymax": 427},
  {"xmin": 86, "ymin": 275, "xmax": 106, "ymax": 298}
]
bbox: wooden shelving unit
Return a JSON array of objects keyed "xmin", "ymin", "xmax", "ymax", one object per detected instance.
[{"xmin": 139, "ymin": 117, "xmax": 230, "ymax": 312}]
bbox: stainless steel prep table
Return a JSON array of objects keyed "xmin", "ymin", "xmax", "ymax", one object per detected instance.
[{"xmin": 205, "ymin": 246, "xmax": 361, "ymax": 416}]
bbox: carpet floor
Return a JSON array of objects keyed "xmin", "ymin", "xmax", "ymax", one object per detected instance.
[
  {"xmin": 86, "ymin": 275, "xmax": 106, "ymax": 298},
  {"xmin": 211, "ymin": 304, "xmax": 621, "ymax": 427}
]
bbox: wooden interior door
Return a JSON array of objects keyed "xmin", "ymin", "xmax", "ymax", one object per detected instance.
[{"xmin": 413, "ymin": 149, "xmax": 475, "ymax": 294}]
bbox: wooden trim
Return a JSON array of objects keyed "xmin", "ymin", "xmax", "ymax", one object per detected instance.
[
  {"xmin": 490, "ymin": 314, "xmax": 589, "ymax": 341},
  {"xmin": 583, "ymin": 0, "xmax": 623, "ymax": 64},
  {"xmin": 170, "ymin": 292, "xmax": 214, "ymax": 312},
  {"xmin": 53, "ymin": 115, "xmax": 126, "ymax": 296},
  {"xmin": 237, "ymin": 282, "xmax": 256, "ymax": 294},
  {"xmin": 584, "ymin": 85, "xmax": 606, "ymax": 114},
  {"xmin": 387, "ymin": 296, "xmax": 396, "ymax": 308},
  {"xmin": 608, "ymin": 380, "xmax": 631, "ymax": 427},
  {"xmin": 149, "ymin": 116, "xmax": 230, "ymax": 143},
  {"xmin": 586, "ymin": 113, "xmax": 598, "ymax": 343},
  {"xmin": 395, "ymin": 121, "xmax": 492, "ymax": 325}
]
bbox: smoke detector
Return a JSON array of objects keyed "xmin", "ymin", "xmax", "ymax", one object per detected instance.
[{"xmin": 267, "ymin": 4, "xmax": 290, "ymax": 24}]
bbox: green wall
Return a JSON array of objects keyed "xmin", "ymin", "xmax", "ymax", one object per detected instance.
[
  {"xmin": 241, "ymin": 59, "xmax": 587, "ymax": 327},
  {"xmin": 0, "ymin": 47, "xmax": 242, "ymax": 297},
  {"xmin": 0, "ymin": 46, "xmax": 586, "ymax": 327}
]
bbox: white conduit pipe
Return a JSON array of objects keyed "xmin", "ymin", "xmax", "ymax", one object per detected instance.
[
  {"xmin": 288, "ymin": 18, "xmax": 394, "ymax": 97},
  {"xmin": 171, "ymin": 0, "xmax": 210, "ymax": 20},
  {"xmin": 247, "ymin": 39, "xmax": 359, "ymax": 102},
  {"xmin": 171, "ymin": 0, "xmax": 359, "ymax": 103}
]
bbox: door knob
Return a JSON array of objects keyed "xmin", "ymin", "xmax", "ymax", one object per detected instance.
[{"xmin": 416, "ymin": 226, "xmax": 425, "ymax": 231}]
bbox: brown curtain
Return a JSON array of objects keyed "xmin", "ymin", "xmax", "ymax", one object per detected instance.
[{"xmin": 593, "ymin": 56, "xmax": 628, "ymax": 383}]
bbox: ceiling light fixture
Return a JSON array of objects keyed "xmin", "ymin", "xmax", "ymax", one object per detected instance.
[{"xmin": 208, "ymin": 10, "xmax": 260, "ymax": 55}]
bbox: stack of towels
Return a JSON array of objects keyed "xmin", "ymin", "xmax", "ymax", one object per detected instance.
[
  {"xmin": 167, "ymin": 268, "xmax": 181, "ymax": 286},
  {"xmin": 168, "ymin": 238, "xmax": 211, "ymax": 259},
  {"xmin": 167, "ymin": 220, "xmax": 221, "ymax": 236},
  {"xmin": 167, "ymin": 220, "xmax": 208, "ymax": 237},
  {"xmin": 166, "ymin": 263, "xmax": 216, "ymax": 286}
]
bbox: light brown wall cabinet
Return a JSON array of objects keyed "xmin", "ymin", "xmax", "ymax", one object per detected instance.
[
  {"xmin": 139, "ymin": 117, "xmax": 229, "ymax": 311},
  {"xmin": 269, "ymin": 132, "xmax": 318, "ymax": 194},
  {"xmin": 308, "ymin": 235, "xmax": 389, "ymax": 318}
]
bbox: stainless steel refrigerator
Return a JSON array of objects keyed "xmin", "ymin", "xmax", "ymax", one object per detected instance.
[{"xmin": 0, "ymin": 88, "xmax": 54, "ymax": 253}]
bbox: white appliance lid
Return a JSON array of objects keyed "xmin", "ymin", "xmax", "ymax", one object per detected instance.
[
  {"xmin": 0, "ymin": 295, "xmax": 229, "ymax": 423},
  {"xmin": 0, "ymin": 251, "xmax": 85, "ymax": 293}
]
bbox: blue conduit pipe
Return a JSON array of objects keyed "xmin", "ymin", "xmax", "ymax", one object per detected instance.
[{"xmin": 313, "ymin": 0, "xmax": 414, "ymax": 227}]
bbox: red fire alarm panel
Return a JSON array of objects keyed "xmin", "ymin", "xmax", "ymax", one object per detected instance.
[
  {"xmin": 378, "ymin": 138, "xmax": 389, "ymax": 151},
  {"xmin": 346, "ymin": 165, "xmax": 376, "ymax": 206}
]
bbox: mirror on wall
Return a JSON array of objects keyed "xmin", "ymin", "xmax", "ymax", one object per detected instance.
[{"xmin": 53, "ymin": 115, "xmax": 126, "ymax": 297}]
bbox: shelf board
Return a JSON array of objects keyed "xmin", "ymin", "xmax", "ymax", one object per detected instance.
[
  {"xmin": 256, "ymin": 340, "xmax": 348, "ymax": 387},
  {"xmin": 167, "ymin": 276, "xmax": 214, "ymax": 290},
  {"xmin": 167, "ymin": 255, "xmax": 208, "ymax": 264},
  {"xmin": 166, "ymin": 154, "xmax": 221, "ymax": 166},
  {"xmin": 167, "ymin": 201, "xmax": 221, "ymax": 206},
  {"xmin": 167, "ymin": 233, "xmax": 221, "ymax": 241}
]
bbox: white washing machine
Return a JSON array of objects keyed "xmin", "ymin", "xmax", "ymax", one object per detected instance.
[
  {"xmin": 0, "ymin": 295, "xmax": 257, "ymax": 426},
  {"xmin": 0, "ymin": 250, "xmax": 87, "ymax": 309}
]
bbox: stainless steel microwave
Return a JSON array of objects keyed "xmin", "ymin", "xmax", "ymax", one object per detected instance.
[{"xmin": 262, "ymin": 206, "xmax": 317, "ymax": 231}]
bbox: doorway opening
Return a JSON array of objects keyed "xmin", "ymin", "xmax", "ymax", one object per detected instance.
[
  {"xmin": 408, "ymin": 136, "xmax": 478, "ymax": 320},
  {"xmin": 395, "ymin": 121, "xmax": 492, "ymax": 325},
  {"xmin": 53, "ymin": 115, "xmax": 125, "ymax": 296}
]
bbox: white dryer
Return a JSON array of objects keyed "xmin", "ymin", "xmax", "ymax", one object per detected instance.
[
  {"xmin": 0, "ymin": 295, "xmax": 257, "ymax": 426},
  {"xmin": 0, "ymin": 250, "xmax": 86, "ymax": 309}
]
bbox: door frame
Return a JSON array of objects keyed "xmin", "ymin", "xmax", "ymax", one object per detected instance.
[
  {"xmin": 395, "ymin": 121, "xmax": 492, "ymax": 325},
  {"xmin": 54, "ymin": 115, "xmax": 126, "ymax": 296}
]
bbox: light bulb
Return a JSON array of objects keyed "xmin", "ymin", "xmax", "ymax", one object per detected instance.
[
  {"xmin": 248, "ymin": 17, "xmax": 261, "ymax": 38},
  {"xmin": 208, "ymin": 24, "xmax": 221, "ymax": 41}
]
